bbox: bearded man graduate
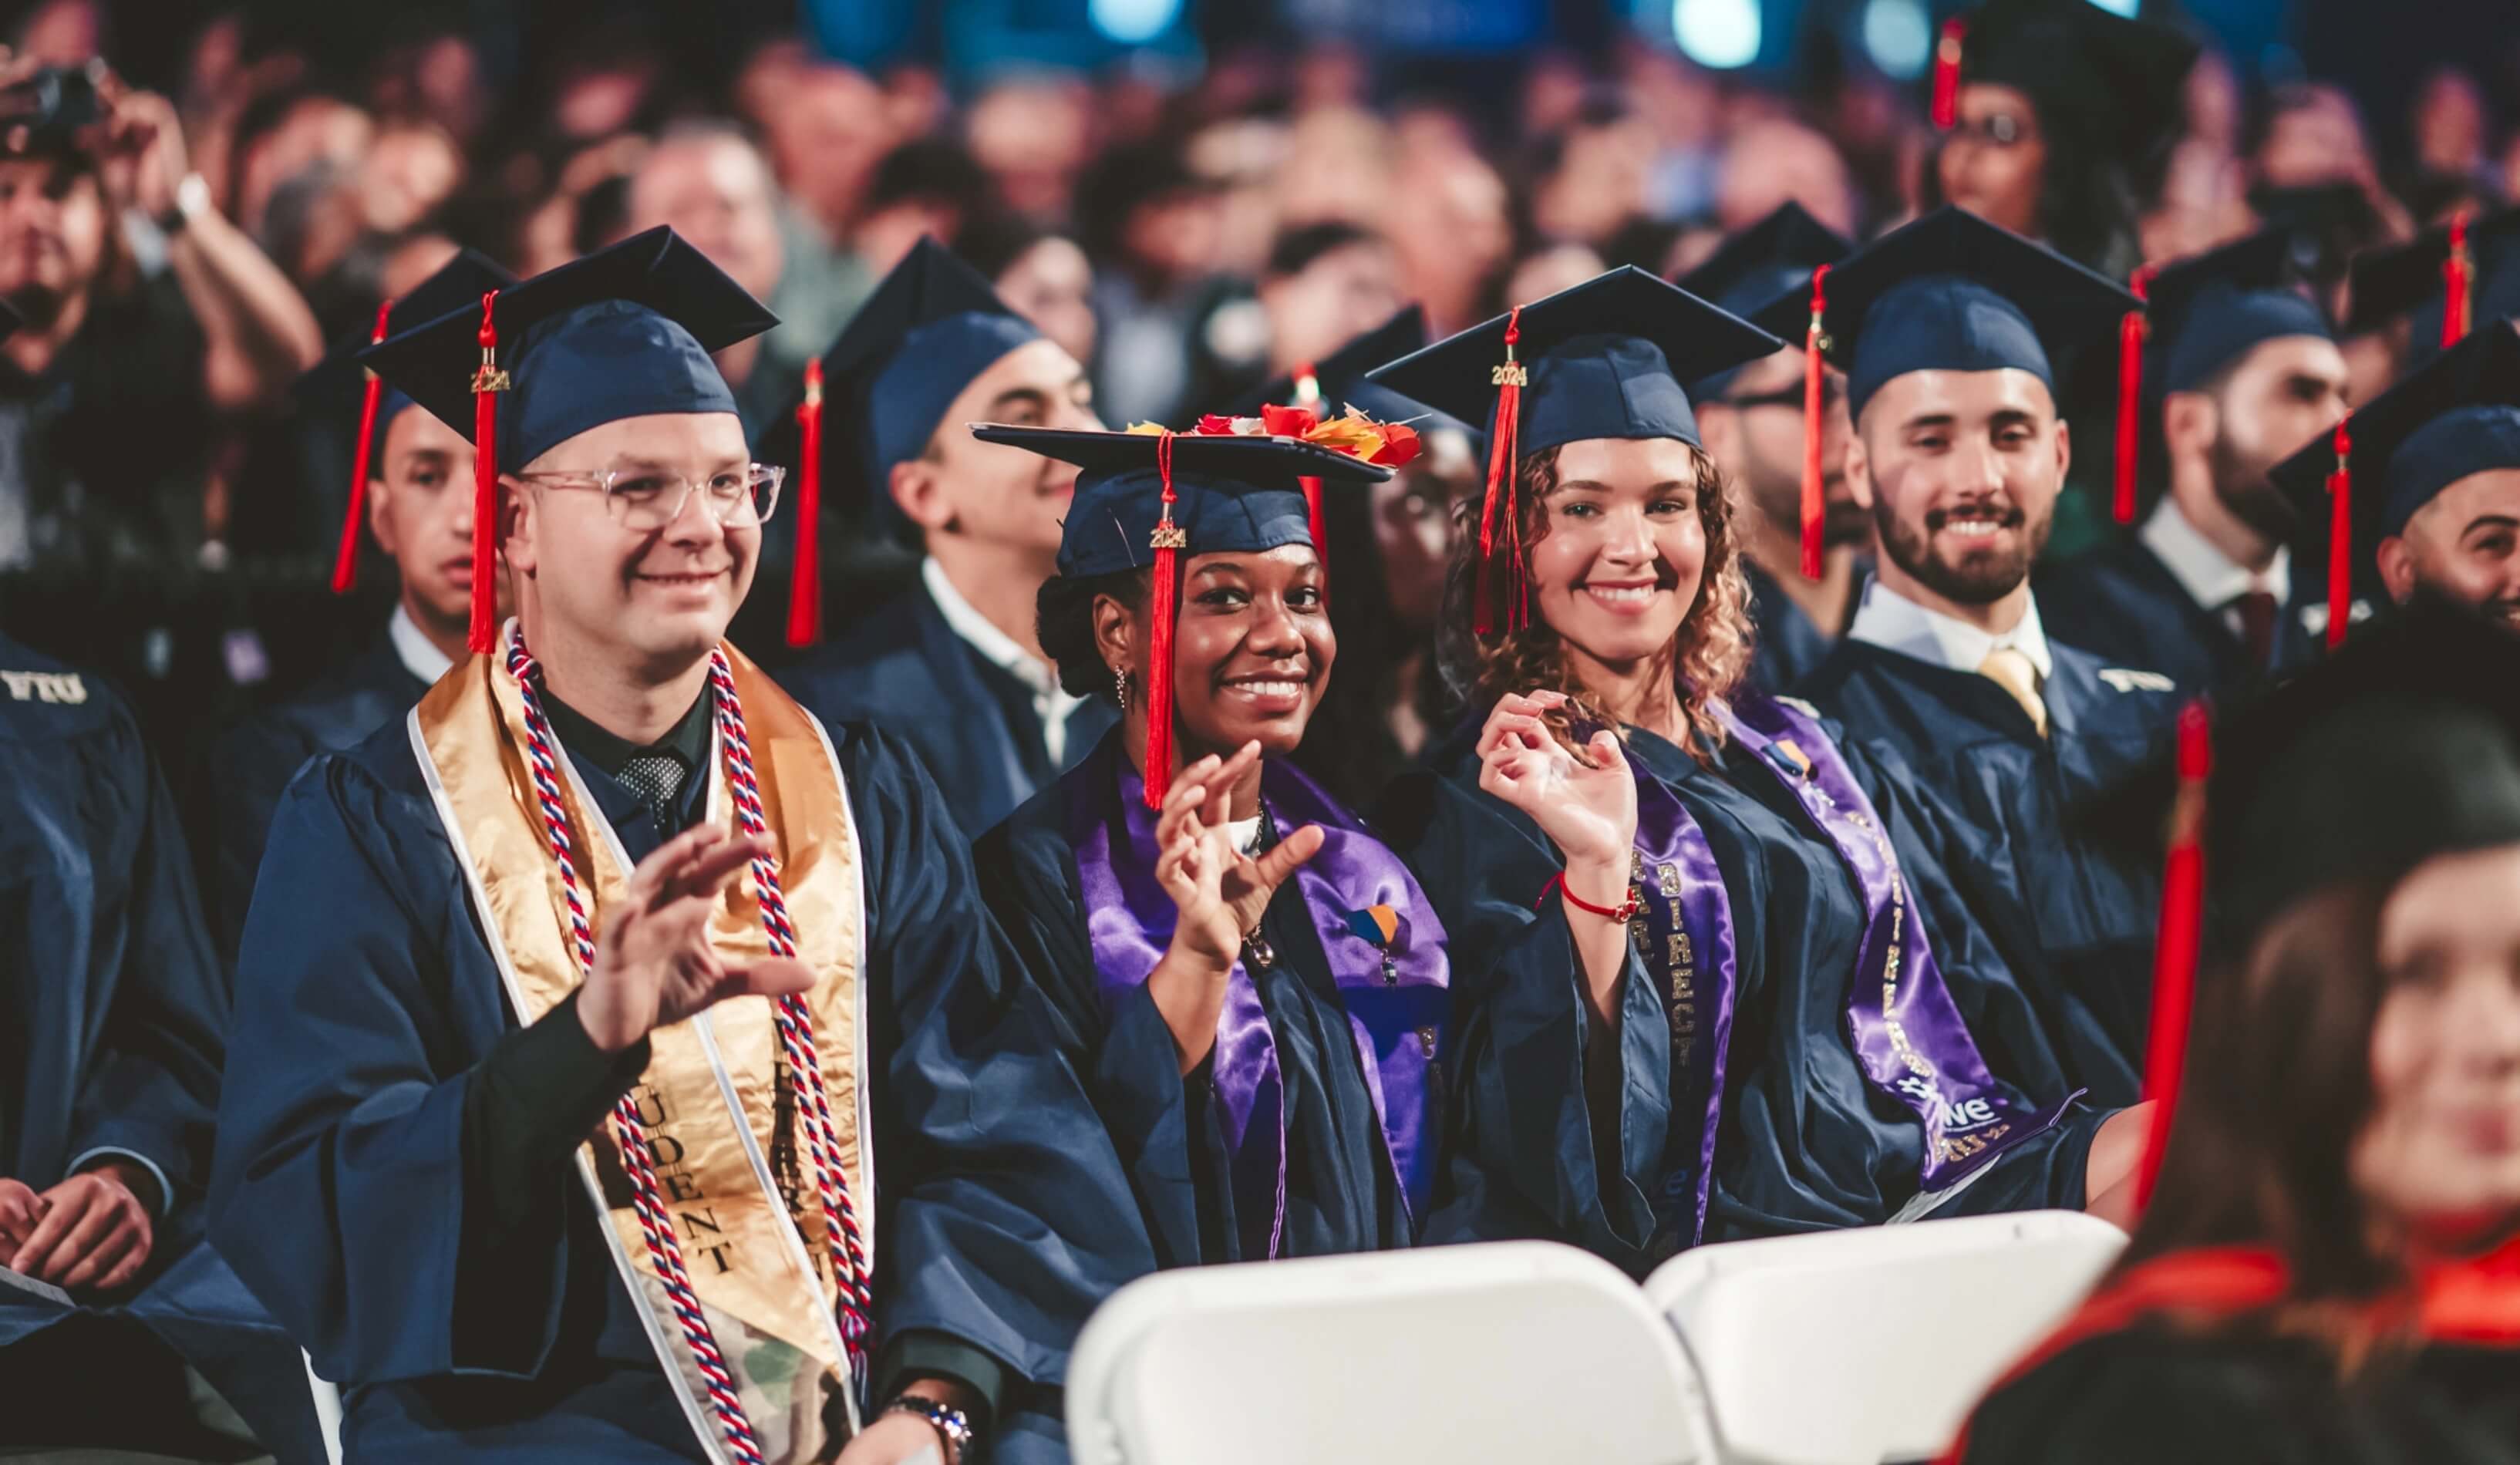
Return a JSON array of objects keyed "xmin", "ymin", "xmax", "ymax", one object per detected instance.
[
  {"xmin": 211, "ymin": 228, "xmax": 1151, "ymax": 1464},
  {"xmin": 1773, "ymin": 209, "xmax": 2182, "ymax": 1110}
]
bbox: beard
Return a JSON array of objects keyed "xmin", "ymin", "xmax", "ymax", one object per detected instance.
[
  {"xmin": 2208, "ymin": 430, "xmax": 2297, "ymax": 542},
  {"xmin": 1874, "ymin": 494, "xmax": 2048, "ymax": 605}
]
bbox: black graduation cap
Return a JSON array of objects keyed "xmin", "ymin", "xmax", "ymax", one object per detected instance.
[
  {"xmin": 2268, "ymin": 320, "xmax": 2520, "ymax": 643},
  {"xmin": 1225, "ymin": 305, "xmax": 1456, "ymax": 433},
  {"xmin": 760, "ymin": 238, "xmax": 1045, "ymax": 647},
  {"xmin": 2144, "ymin": 228, "xmax": 2332, "ymax": 395},
  {"xmin": 362, "ymin": 225, "xmax": 779, "ymax": 650},
  {"xmin": 972, "ymin": 423, "xmax": 1393, "ymax": 809},
  {"xmin": 1671, "ymin": 200, "xmax": 1852, "ymax": 399},
  {"xmin": 2343, "ymin": 205, "xmax": 2520, "ymax": 366},
  {"xmin": 2249, "ymin": 182, "xmax": 2390, "ymax": 284},
  {"xmin": 1941, "ymin": 0, "xmax": 2200, "ymax": 171},
  {"xmin": 315, "ymin": 248, "xmax": 517, "ymax": 594},
  {"xmin": 1364, "ymin": 268, "xmax": 1778, "ymax": 632},
  {"xmin": 1748, "ymin": 207, "xmax": 2138, "ymax": 423}
]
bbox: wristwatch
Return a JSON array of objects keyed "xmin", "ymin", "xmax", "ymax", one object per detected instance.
[
  {"xmin": 884, "ymin": 1393, "xmax": 975, "ymax": 1461},
  {"xmin": 157, "ymin": 171, "xmax": 209, "ymax": 235}
]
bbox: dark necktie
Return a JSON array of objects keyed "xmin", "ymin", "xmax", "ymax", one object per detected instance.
[
  {"xmin": 2232, "ymin": 590, "xmax": 2279, "ymax": 670},
  {"xmin": 618, "ymin": 752, "xmax": 689, "ymax": 830}
]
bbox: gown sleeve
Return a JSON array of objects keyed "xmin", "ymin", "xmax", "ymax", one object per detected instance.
[
  {"xmin": 207, "ymin": 755, "xmax": 585, "ymax": 1385},
  {"xmin": 1380, "ymin": 771, "xmax": 1672, "ymax": 1275},
  {"xmin": 67, "ymin": 697, "xmax": 227, "ymax": 1211},
  {"xmin": 1956, "ymin": 1328, "xmax": 2342, "ymax": 1465},
  {"xmin": 1837, "ymin": 736, "xmax": 2107, "ymax": 1214},
  {"xmin": 848, "ymin": 729, "xmax": 1159, "ymax": 1431}
]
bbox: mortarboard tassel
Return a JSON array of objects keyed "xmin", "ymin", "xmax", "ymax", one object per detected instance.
[
  {"xmin": 2134, "ymin": 699, "xmax": 2212, "ymax": 1212},
  {"xmin": 1475, "ymin": 307, "xmax": 1528, "ymax": 637},
  {"xmin": 786, "ymin": 358, "xmax": 825, "ymax": 648},
  {"xmin": 2326, "ymin": 414, "xmax": 2352, "ymax": 652},
  {"xmin": 1931, "ymin": 18, "xmax": 1966, "ymax": 131},
  {"xmin": 2114, "ymin": 265, "xmax": 2154, "ymax": 527},
  {"xmin": 1143, "ymin": 429, "xmax": 1185, "ymax": 810},
  {"xmin": 332, "ymin": 298, "xmax": 396, "ymax": 594},
  {"xmin": 1292, "ymin": 361, "xmax": 1329, "ymax": 571},
  {"xmin": 1800, "ymin": 264, "xmax": 1832, "ymax": 580},
  {"xmin": 2444, "ymin": 210, "xmax": 2474, "ymax": 349},
  {"xmin": 468, "ymin": 289, "xmax": 508, "ymax": 654}
]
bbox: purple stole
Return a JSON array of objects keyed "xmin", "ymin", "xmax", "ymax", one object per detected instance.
[
  {"xmin": 1624, "ymin": 753, "xmax": 1739, "ymax": 1250},
  {"xmin": 1064, "ymin": 738, "xmax": 1449, "ymax": 1258}
]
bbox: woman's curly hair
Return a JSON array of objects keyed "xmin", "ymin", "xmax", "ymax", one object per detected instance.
[{"xmin": 1438, "ymin": 440, "xmax": 1754, "ymax": 765}]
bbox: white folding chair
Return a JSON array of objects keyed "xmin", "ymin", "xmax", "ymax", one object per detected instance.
[
  {"xmin": 1066, "ymin": 1240, "xmax": 1715, "ymax": 1465},
  {"xmin": 1643, "ymin": 1211, "xmax": 2126, "ymax": 1465},
  {"xmin": 302, "ymin": 1349, "xmax": 343, "ymax": 1465}
]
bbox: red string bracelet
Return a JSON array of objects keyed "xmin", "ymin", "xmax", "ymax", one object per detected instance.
[{"xmin": 1538, "ymin": 870, "xmax": 1640, "ymax": 924}]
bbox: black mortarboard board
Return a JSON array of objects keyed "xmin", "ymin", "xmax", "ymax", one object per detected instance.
[
  {"xmin": 2268, "ymin": 321, "xmax": 2520, "ymax": 638},
  {"xmin": 1671, "ymin": 202, "xmax": 1851, "ymax": 399},
  {"xmin": 1364, "ymin": 265, "xmax": 1779, "ymax": 635},
  {"xmin": 2343, "ymin": 205, "xmax": 2520, "ymax": 369},
  {"xmin": 1947, "ymin": 0, "xmax": 2200, "ymax": 170},
  {"xmin": 2249, "ymin": 181, "xmax": 2389, "ymax": 284},
  {"xmin": 975, "ymin": 423, "xmax": 1393, "ymax": 810},
  {"xmin": 312, "ymin": 248, "xmax": 517, "ymax": 594},
  {"xmin": 2145, "ymin": 228, "xmax": 2333, "ymax": 394},
  {"xmin": 1749, "ymin": 207, "xmax": 2138, "ymax": 425},
  {"xmin": 361, "ymin": 225, "xmax": 778, "ymax": 650},
  {"xmin": 761, "ymin": 238, "xmax": 1045, "ymax": 646}
]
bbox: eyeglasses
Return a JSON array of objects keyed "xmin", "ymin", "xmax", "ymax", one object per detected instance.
[
  {"xmin": 509, "ymin": 463, "xmax": 785, "ymax": 532},
  {"xmin": 1947, "ymin": 113, "xmax": 2031, "ymax": 148}
]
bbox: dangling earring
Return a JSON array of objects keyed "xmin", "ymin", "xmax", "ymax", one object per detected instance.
[{"xmin": 1113, "ymin": 665, "xmax": 1129, "ymax": 712}]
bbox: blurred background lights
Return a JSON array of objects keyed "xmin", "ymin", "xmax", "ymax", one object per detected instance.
[{"xmin": 1673, "ymin": 0, "xmax": 1762, "ymax": 69}]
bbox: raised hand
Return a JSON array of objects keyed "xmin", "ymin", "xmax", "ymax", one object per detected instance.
[
  {"xmin": 8, "ymin": 1165, "xmax": 152, "ymax": 1292},
  {"xmin": 1474, "ymin": 690, "xmax": 1639, "ymax": 872},
  {"xmin": 577, "ymin": 824, "xmax": 817, "ymax": 1055},
  {"xmin": 1145, "ymin": 743, "xmax": 1326, "ymax": 1071}
]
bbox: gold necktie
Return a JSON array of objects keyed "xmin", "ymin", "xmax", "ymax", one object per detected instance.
[{"xmin": 1978, "ymin": 646, "xmax": 2048, "ymax": 738}]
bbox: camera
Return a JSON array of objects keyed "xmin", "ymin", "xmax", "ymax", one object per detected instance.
[{"xmin": 0, "ymin": 60, "xmax": 105, "ymax": 148}]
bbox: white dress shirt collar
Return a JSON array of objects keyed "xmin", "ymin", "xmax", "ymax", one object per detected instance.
[
  {"xmin": 388, "ymin": 604, "xmax": 456, "ymax": 686},
  {"xmin": 923, "ymin": 556, "xmax": 1088, "ymax": 764},
  {"xmin": 2140, "ymin": 497, "xmax": 2290, "ymax": 612},
  {"xmin": 1848, "ymin": 578, "xmax": 2054, "ymax": 681}
]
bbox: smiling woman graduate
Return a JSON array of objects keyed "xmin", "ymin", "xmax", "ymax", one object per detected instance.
[{"xmin": 1366, "ymin": 264, "xmax": 2150, "ymax": 1275}]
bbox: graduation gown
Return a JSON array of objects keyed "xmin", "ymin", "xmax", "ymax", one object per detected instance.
[
  {"xmin": 1957, "ymin": 1324, "xmax": 2520, "ymax": 1463},
  {"xmin": 200, "ymin": 628, "xmax": 430, "ymax": 957},
  {"xmin": 1797, "ymin": 638, "xmax": 2179, "ymax": 1107},
  {"xmin": 211, "ymin": 701, "xmax": 1143, "ymax": 1463},
  {"xmin": 2037, "ymin": 537, "xmax": 2319, "ymax": 701},
  {"xmin": 0, "ymin": 635, "xmax": 321, "ymax": 1460},
  {"xmin": 1388, "ymin": 706, "xmax": 2106, "ymax": 1278},
  {"xmin": 1743, "ymin": 557, "xmax": 1864, "ymax": 695},
  {"xmin": 975, "ymin": 731, "xmax": 1501, "ymax": 1275},
  {"xmin": 779, "ymin": 581, "xmax": 1117, "ymax": 839}
]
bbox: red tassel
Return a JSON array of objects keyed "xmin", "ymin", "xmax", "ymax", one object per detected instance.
[
  {"xmin": 2326, "ymin": 415, "xmax": 2353, "ymax": 652},
  {"xmin": 467, "ymin": 289, "xmax": 507, "ymax": 655},
  {"xmin": 1299, "ymin": 473, "xmax": 1327, "ymax": 571},
  {"xmin": 2444, "ymin": 210, "xmax": 2474, "ymax": 349},
  {"xmin": 1144, "ymin": 430, "xmax": 1183, "ymax": 811},
  {"xmin": 786, "ymin": 358, "xmax": 826, "ymax": 648},
  {"xmin": 1800, "ymin": 264, "xmax": 1831, "ymax": 581},
  {"xmin": 332, "ymin": 297, "xmax": 397, "ymax": 594},
  {"xmin": 1474, "ymin": 307, "xmax": 1527, "ymax": 638},
  {"xmin": 2135, "ymin": 699, "xmax": 2212, "ymax": 1212},
  {"xmin": 2115, "ymin": 265, "xmax": 2153, "ymax": 527},
  {"xmin": 1932, "ymin": 18, "xmax": 1966, "ymax": 131}
]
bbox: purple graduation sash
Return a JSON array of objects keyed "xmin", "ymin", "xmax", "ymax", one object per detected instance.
[
  {"xmin": 1065, "ymin": 739, "xmax": 1449, "ymax": 1257},
  {"xmin": 1621, "ymin": 753, "xmax": 1740, "ymax": 1251},
  {"xmin": 1714, "ymin": 694, "xmax": 2074, "ymax": 1191}
]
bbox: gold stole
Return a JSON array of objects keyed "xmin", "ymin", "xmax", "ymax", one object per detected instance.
[{"xmin": 409, "ymin": 640, "xmax": 871, "ymax": 1463}]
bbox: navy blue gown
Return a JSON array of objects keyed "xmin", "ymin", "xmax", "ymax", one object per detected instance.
[
  {"xmin": 1797, "ymin": 638, "xmax": 2181, "ymax": 1108},
  {"xmin": 1743, "ymin": 557, "xmax": 1865, "ymax": 695},
  {"xmin": 779, "ymin": 581, "xmax": 1117, "ymax": 839},
  {"xmin": 1387, "ymin": 709, "xmax": 2107, "ymax": 1278},
  {"xmin": 200, "ymin": 628, "xmax": 430, "ymax": 957},
  {"xmin": 211, "ymin": 709, "xmax": 1144, "ymax": 1463},
  {"xmin": 2037, "ymin": 538, "xmax": 2320, "ymax": 702},
  {"xmin": 0, "ymin": 635, "xmax": 321, "ymax": 1460}
]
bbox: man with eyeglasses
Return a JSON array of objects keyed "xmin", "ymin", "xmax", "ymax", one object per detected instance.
[
  {"xmin": 200, "ymin": 250, "xmax": 516, "ymax": 958},
  {"xmin": 210, "ymin": 228, "xmax": 1151, "ymax": 1463},
  {"xmin": 1673, "ymin": 202, "xmax": 1865, "ymax": 692},
  {"xmin": 767, "ymin": 240, "xmax": 1113, "ymax": 838}
]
